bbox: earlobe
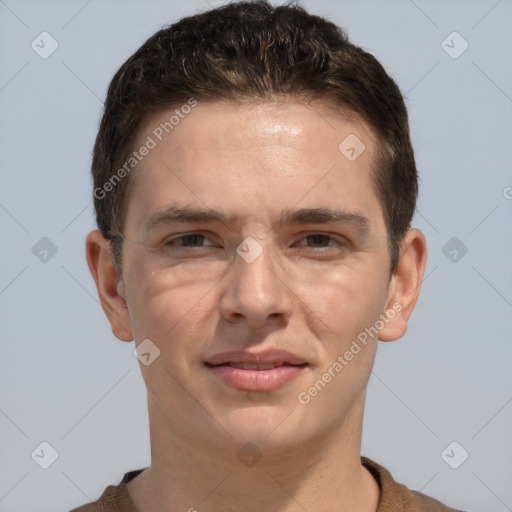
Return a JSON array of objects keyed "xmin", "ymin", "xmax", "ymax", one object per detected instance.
[
  {"xmin": 378, "ymin": 229, "xmax": 427, "ymax": 342},
  {"xmin": 85, "ymin": 230, "xmax": 134, "ymax": 342}
]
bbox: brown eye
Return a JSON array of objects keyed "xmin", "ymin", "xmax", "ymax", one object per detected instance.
[
  {"xmin": 295, "ymin": 234, "xmax": 344, "ymax": 248},
  {"xmin": 303, "ymin": 234, "xmax": 334, "ymax": 247},
  {"xmin": 163, "ymin": 234, "xmax": 215, "ymax": 248}
]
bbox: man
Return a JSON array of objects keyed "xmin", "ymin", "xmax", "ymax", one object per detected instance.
[{"xmin": 75, "ymin": 1, "xmax": 463, "ymax": 510}]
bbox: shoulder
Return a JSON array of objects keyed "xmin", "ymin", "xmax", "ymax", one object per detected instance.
[
  {"xmin": 69, "ymin": 484, "xmax": 133, "ymax": 511},
  {"xmin": 361, "ymin": 456, "xmax": 464, "ymax": 511},
  {"xmin": 69, "ymin": 470, "xmax": 143, "ymax": 512}
]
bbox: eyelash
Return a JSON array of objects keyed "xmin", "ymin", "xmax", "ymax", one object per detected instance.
[{"xmin": 162, "ymin": 233, "xmax": 347, "ymax": 250}]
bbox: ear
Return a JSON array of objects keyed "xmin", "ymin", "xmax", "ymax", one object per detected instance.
[
  {"xmin": 85, "ymin": 230, "xmax": 134, "ymax": 342},
  {"xmin": 378, "ymin": 228, "xmax": 427, "ymax": 342}
]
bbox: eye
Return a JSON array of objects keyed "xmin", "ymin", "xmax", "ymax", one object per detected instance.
[
  {"xmin": 294, "ymin": 234, "xmax": 345, "ymax": 249},
  {"xmin": 163, "ymin": 233, "xmax": 217, "ymax": 248}
]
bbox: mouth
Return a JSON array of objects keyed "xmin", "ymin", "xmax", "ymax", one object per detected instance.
[
  {"xmin": 207, "ymin": 361, "xmax": 307, "ymax": 370},
  {"xmin": 205, "ymin": 350, "xmax": 308, "ymax": 391}
]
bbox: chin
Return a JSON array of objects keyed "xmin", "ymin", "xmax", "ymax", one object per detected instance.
[{"xmin": 217, "ymin": 404, "xmax": 309, "ymax": 450}]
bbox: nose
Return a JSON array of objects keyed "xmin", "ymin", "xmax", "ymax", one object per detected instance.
[{"xmin": 218, "ymin": 243, "xmax": 293, "ymax": 331}]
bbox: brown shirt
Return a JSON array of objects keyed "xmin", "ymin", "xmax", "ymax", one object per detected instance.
[{"xmin": 70, "ymin": 457, "xmax": 463, "ymax": 511}]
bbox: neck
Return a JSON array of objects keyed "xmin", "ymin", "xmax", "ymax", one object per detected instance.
[{"xmin": 128, "ymin": 393, "xmax": 380, "ymax": 512}]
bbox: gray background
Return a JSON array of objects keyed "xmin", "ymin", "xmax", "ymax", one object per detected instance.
[{"xmin": 1, "ymin": 0, "xmax": 511, "ymax": 510}]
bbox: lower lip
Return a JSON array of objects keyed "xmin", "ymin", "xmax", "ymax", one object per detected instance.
[{"xmin": 207, "ymin": 364, "xmax": 306, "ymax": 391}]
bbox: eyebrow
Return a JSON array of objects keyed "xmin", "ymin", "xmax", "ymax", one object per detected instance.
[
  {"xmin": 145, "ymin": 206, "xmax": 236, "ymax": 231},
  {"xmin": 280, "ymin": 207, "xmax": 369, "ymax": 232},
  {"xmin": 144, "ymin": 205, "xmax": 370, "ymax": 235}
]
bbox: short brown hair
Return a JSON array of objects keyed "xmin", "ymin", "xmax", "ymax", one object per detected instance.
[{"xmin": 91, "ymin": 0, "xmax": 417, "ymax": 273}]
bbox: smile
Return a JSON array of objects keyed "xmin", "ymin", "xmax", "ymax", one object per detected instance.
[{"xmin": 205, "ymin": 350, "xmax": 308, "ymax": 391}]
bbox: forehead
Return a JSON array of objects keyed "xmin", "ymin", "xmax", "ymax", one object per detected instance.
[
  {"xmin": 140, "ymin": 98, "xmax": 374, "ymax": 154},
  {"xmin": 125, "ymin": 99, "xmax": 383, "ymax": 231}
]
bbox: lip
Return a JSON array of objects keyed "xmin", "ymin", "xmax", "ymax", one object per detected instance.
[
  {"xmin": 205, "ymin": 349, "xmax": 308, "ymax": 392},
  {"xmin": 206, "ymin": 349, "xmax": 307, "ymax": 366}
]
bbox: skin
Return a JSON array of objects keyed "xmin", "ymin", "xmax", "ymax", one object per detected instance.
[{"xmin": 86, "ymin": 99, "xmax": 427, "ymax": 512}]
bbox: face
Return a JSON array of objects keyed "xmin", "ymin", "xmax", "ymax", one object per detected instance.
[{"xmin": 108, "ymin": 100, "xmax": 409, "ymax": 458}]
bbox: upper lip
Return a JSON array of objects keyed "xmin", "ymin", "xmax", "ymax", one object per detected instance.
[{"xmin": 205, "ymin": 349, "xmax": 307, "ymax": 366}]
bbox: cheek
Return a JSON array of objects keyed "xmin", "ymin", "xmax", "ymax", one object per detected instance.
[
  {"xmin": 292, "ymin": 261, "xmax": 389, "ymax": 337},
  {"xmin": 125, "ymin": 259, "xmax": 221, "ymax": 347},
  {"xmin": 126, "ymin": 275, "xmax": 219, "ymax": 397},
  {"xmin": 294, "ymin": 266, "xmax": 387, "ymax": 415}
]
